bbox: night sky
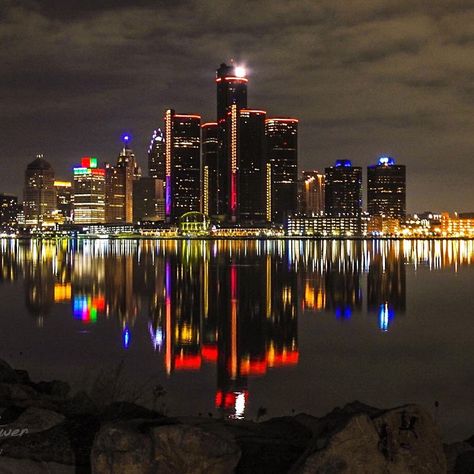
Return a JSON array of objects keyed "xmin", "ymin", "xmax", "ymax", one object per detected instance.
[{"xmin": 2, "ymin": 0, "xmax": 474, "ymax": 212}]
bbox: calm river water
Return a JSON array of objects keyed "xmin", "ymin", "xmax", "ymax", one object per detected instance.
[{"xmin": 0, "ymin": 238, "xmax": 473, "ymax": 441}]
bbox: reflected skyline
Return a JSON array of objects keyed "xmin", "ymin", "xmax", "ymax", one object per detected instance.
[{"xmin": 1, "ymin": 238, "xmax": 473, "ymax": 419}]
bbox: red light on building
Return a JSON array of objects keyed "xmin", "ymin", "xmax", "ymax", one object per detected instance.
[
  {"xmin": 202, "ymin": 344, "xmax": 218, "ymax": 362},
  {"xmin": 215, "ymin": 77, "xmax": 248, "ymax": 83},
  {"xmin": 174, "ymin": 354, "xmax": 201, "ymax": 370},
  {"xmin": 174, "ymin": 114, "xmax": 201, "ymax": 119},
  {"xmin": 91, "ymin": 169, "xmax": 105, "ymax": 176},
  {"xmin": 265, "ymin": 118, "xmax": 299, "ymax": 123},
  {"xmin": 81, "ymin": 157, "xmax": 91, "ymax": 168},
  {"xmin": 202, "ymin": 122, "xmax": 218, "ymax": 128}
]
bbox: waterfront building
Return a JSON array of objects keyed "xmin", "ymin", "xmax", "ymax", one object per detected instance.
[
  {"xmin": 325, "ymin": 160, "xmax": 362, "ymax": 217},
  {"xmin": 164, "ymin": 110, "xmax": 201, "ymax": 222},
  {"xmin": 148, "ymin": 128, "xmax": 165, "ymax": 180},
  {"xmin": 367, "ymin": 156, "xmax": 406, "ymax": 220},
  {"xmin": 54, "ymin": 181, "xmax": 73, "ymax": 222},
  {"xmin": 227, "ymin": 107, "xmax": 266, "ymax": 223},
  {"xmin": 440, "ymin": 212, "xmax": 474, "ymax": 237},
  {"xmin": 73, "ymin": 157, "xmax": 106, "ymax": 224},
  {"xmin": 298, "ymin": 171, "xmax": 325, "ymax": 215},
  {"xmin": 23, "ymin": 155, "xmax": 56, "ymax": 226},
  {"xmin": 133, "ymin": 177, "xmax": 165, "ymax": 222},
  {"xmin": 201, "ymin": 122, "xmax": 218, "ymax": 217},
  {"xmin": 0, "ymin": 193, "xmax": 18, "ymax": 231},
  {"xmin": 286, "ymin": 215, "xmax": 365, "ymax": 237},
  {"xmin": 265, "ymin": 118, "xmax": 298, "ymax": 224},
  {"xmin": 216, "ymin": 63, "xmax": 248, "ymax": 217}
]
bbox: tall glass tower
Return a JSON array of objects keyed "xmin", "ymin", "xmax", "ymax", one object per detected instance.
[{"xmin": 216, "ymin": 63, "xmax": 248, "ymax": 218}]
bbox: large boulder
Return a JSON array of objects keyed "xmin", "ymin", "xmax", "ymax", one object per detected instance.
[
  {"xmin": 293, "ymin": 404, "xmax": 446, "ymax": 474},
  {"xmin": 91, "ymin": 420, "xmax": 241, "ymax": 474},
  {"xmin": 0, "ymin": 361, "xmax": 19, "ymax": 384}
]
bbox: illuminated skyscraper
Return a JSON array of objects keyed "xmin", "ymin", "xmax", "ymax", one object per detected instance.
[
  {"xmin": 216, "ymin": 63, "xmax": 248, "ymax": 217},
  {"xmin": 148, "ymin": 128, "xmax": 165, "ymax": 180},
  {"xmin": 73, "ymin": 157, "xmax": 106, "ymax": 224},
  {"xmin": 265, "ymin": 118, "xmax": 298, "ymax": 223},
  {"xmin": 367, "ymin": 156, "xmax": 406, "ymax": 220},
  {"xmin": 0, "ymin": 193, "xmax": 18, "ymax": 231},
  {"xmin": 54, "ymin": 181, "xmax": 73, "ymax": 222},
  {"xmin": 23, "ymin": 154, "xmax": 57, "ymax": 226},
  {"xmin": 201, "ymin": 122, "xmax": 218, "ymax": 217},
  {"xmin": 164, "ymin": 110, "xmax": 201, "ymax": 222},
  {"xmin": 227, "ymin": 107, "xmax": 266, "ymax": 223},
  {"xmin": 299, "ymin": 171, "xmax": 325, "ymax": 215},
  {"xmin": 325, "ymin": 160, "xmax": 362, "ymax": 218},
  {"xmin": 133, "ymin": 177, "xmax": 165, "ymax": 222},
  {"xmin": 105, "ymin": 137, "xmax": 140, "ymax": 223}
]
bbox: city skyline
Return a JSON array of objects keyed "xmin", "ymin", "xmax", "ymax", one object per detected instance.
[{"xmin": 2, "ymin": 1, "xmax": 474, "ymax": 212}]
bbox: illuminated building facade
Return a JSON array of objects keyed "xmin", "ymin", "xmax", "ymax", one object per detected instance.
[
  {"xmin": 325, "ymin": 160, "xmax": 362, "ymax": 217},
  {"xmin": 441, "ymin": 212, "xmax": 474, "ymax": 237},
  {"xmin": 73, "ymin": 157, "xmax": 106, "ymax": 224},
  {"xmin": 299, "ymin": 170, "xmax": 325, "ymax": 215},
  {"xmin": 0, "ymin": 193, "xmax": 18, "ymax": 231},
  {"xmin": 105, "ymin": 138, "xmax": 141, "ymax": 224},
  {"xmin": 287, "ymin": 215, "xmax": 365, "ymax": 236},
  {"xmin": 23, "ymin": 155, "xmax": 56, "ymax": 226},
  {"xmin": 367, "ymin": 156, "xmax": 406, "ymax": 220},
  {"xmin": 54, "ymin": 181, "xmax": 72, "ymax": 222},
  {"xmin": 201, "ymin": 123, "xmax": 218, "ymax": 216},
  {"xmin": 216, "ymin": 63, "xmax": 248, "ymax": 217},
  {"xmin": 227, "ymin": 107, "xmax": 266, "ymax": 223},
  {"xmin": 148, "ymin": 128, "xmax": 165, "ymax": 180},
  {"xmin": 164, "ymin": 110, "xmax": 201, "ymax": 222},
  {"xmin": 265, "ymin": 118, "xmax": 298, "ymax": 223},
  {"xmin": 133, "ymin": 177, "xmax": 165, "ymax": 222}
]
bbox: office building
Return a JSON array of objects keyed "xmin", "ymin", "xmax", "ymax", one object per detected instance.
[
  {"xmin": 201, "ymin": 122, "xmax": 218, "ymax": 217},
  {"xmin": 164, "ymin": 109, "xmax": 201, "ymax": 222},
  {"xmin": 299, "ymin": 171, "xmax": 325, "ymax": 215},
  {"xmin": 133, "ymin": 177, "xmax": 165, "ymax": 222},
  {"xmin": 367, "ymin": 156, "xmax": 406, "ymax": 220},
  {"xmin": 23, "ymin": 154, "xmax": 57, "ymax": 226},
  {"xmin": 73, "ymin": 157, "xmax": 106, "ymax": 224},
  {"xmin": 54, "ymin": 181, "xmax": 73, "ymax": 222},
  {"xmin": 265, "ymin": 118, "xmax": 298, "ymax": 223},
  {"xmin": 227, "ymin": 106, "xmax": 266, "ymax": 223},
  {"xmin": 148, "ymin": 128, "xmax": 165, "ymax": 180},
  {"xmin": 105, "ymin": 138, "xmax": 141, "ymax": 224},
  {"xmin": 216, "ymin": 63, "xmax": 248, "ymax": 217},
  {"xmin": 325, "ymin": 160, "xmax": 362, "ymax": 218},
  {"xmin": 0, "ymin": 193, "xmax": 18, "ymax": 231}
]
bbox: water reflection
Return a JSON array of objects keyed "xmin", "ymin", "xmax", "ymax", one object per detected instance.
[{"xmin": 1, "ymin": 238, "xmax": 473, "ymax": 418}]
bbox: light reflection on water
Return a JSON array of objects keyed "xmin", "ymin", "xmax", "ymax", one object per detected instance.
[{"xmin": 0, "ymin": 238, "xmax": 473, "ymax": 437}]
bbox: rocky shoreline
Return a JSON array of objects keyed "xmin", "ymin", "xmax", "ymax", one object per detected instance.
[{"xmin": 0, "ymin": 359, "xmax": 472, "ymax": 473}]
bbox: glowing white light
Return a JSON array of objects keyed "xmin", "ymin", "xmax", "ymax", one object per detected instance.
[
  {"xmin": 234, "ymin": 392, "xmax": 246, "ymax": 419},
  {"xmin": 234, "ymin": 66, "xmax": 246, "ymax": 78}
]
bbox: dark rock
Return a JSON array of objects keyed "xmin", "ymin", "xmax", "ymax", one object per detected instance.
[
  {"xmin": 91, "ymin": 420, "xmax": 241, "ymax": 474},
  {"xmin": 99, "ymin": 401, "xmax": 162, "ymax": 422},
  {"xmin": 445, "ymin": 442, "xmax": 474, "ymax": 473},
  {"xmin": 454, "ymin": 450, "xmax": 474, "ymax": 474},
  {"xmin": 14, "ymin": 370, "xmax": 31, "ymax": 385},
  {"xmin": 62, "ymin": 391, "xmax": 98, "ymax": 417},
  {"xmin": 4, "ymin": 407, "xmax": 65, "ymax": 434},
  {"xmin": 32, "ymin": 380, "xmax": 70, "ymax": 399},
  {"xmin": 293, "ymin": 404, "xmax": 447, "ymax": 474},
  {"xmin": 0, "ymin": 360, "xmax": 19, "ymax": 384},
  {"xmin": 466, "ymin": 434, "xmax": 474, "ymax": 448},
  {"xmin": 0, "ymin": 383, "xmax": 39, "ymax": 402},
  {"xmin": 91, "ymin": 420, "xmax": 154, "ymax": 474},
  {"xmin": 0, "ymin": 457, "xmax": 75, "ymax": 473}
]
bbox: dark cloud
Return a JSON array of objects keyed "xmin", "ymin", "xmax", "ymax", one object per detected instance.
[{"xmin": 1, "ymin": 0, "xmax": 474, "ymax": 211}]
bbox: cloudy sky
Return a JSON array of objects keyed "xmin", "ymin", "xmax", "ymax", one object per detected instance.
[{"xmin": 2, "ymin": 0, "xmax": 474, "ymax": 211}]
